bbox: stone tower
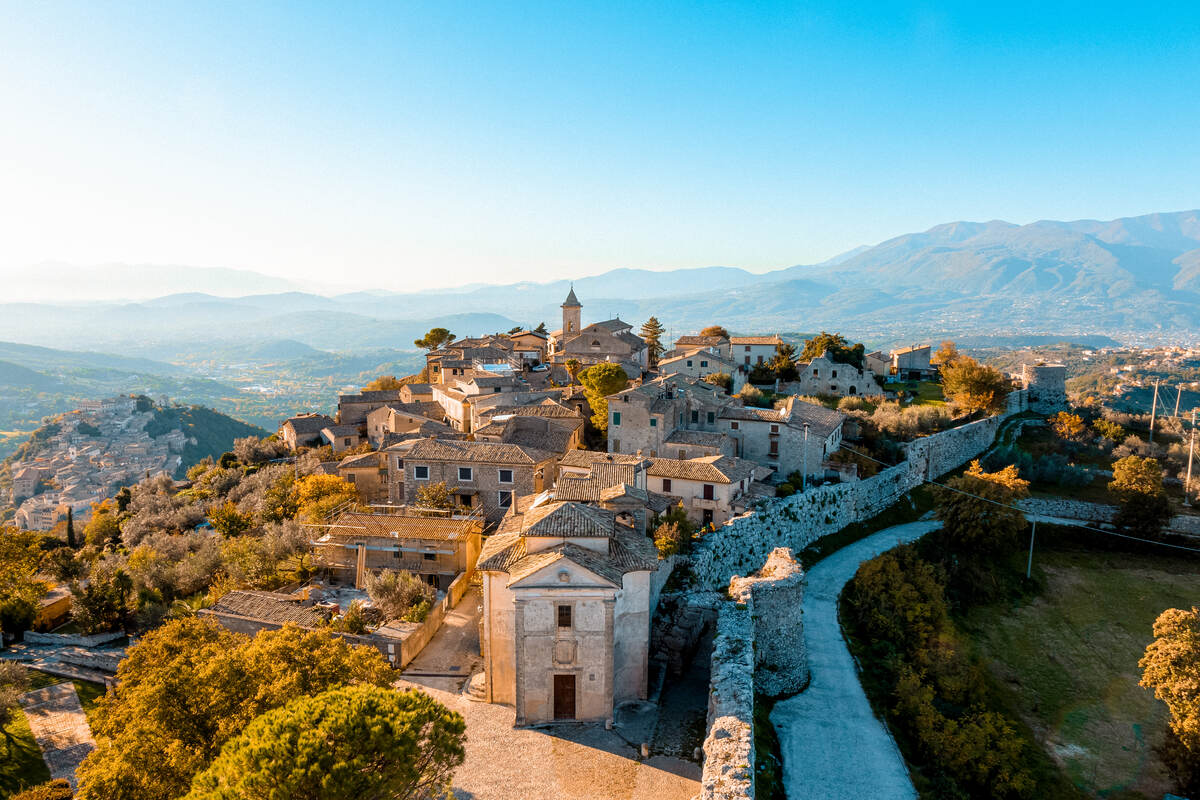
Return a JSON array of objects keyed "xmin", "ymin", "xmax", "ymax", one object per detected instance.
[
  {"xmin": 1021, "ymin": 363, "xmax": 1067, "ymax": 413},
  {"xmin": 561, "ymin": 285, "xmax": 582, "ymax": 335}
]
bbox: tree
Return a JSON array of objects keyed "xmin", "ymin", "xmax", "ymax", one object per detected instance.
[
  {"xmin": 703, "ymin": 372, "xmax": 733, "ymax": 393},
  {"xmin": 364, "ymin": 569, "xmax": 435, "ymax": 622},
  {"xmin": 71, "ymin": 568, "xmax": 134, "ymax": 635},
  {"xmin": 65, "ymin": 507, "xmax": 76, "ymax": 549},
  {"xmin": 564, "ymin": 358, "xmax": 583, "ymax": 385},
  {"xmin": 1109, "ymin": 455, "xmax": 1172, "ymax": 538},
  {"xmin": 939, "ymin": 356, "xmax": 1011, "ymax": 414},
  {"xmin": 12, "ymin": 780, "xmax": 74, "ymax": 800},
  {"xmin": 75, "ymin": 619, "xmax": 393, "ymax": 800},
  {"xmin": 84, "ymin": 500, "xmax": 123, "ymax": 548},
  {"xmin": 0, "ymin": 529, "xmax": 48, "ymax": 635},
  {"xmin": 699, "ymin": 325, "xmax": 729, "ymax": 339},
  {"xmin": 1094, "ymin": 418, "xmax": 1125, "ymax": 443},
  {"xmin": 1049, "ymin": 411, "xmax": 1086, "ymax": 440},
  {"xmin": 933, "ymin": 460, "xmax": 1029, "ymax": 555},
  {"xmin": 182, "ymin": 685, "xmax": 465, "ymax": 800},
  {"xmin": 932, "ymin": 340, "xmax": 959, "ymax": 366},
  {"xmin": 362, "ymin": 375, "xmax": 404, "ymax": 391},
  {"xmin": 414, "ymin": 482, "xmax": 452, "ymax": 510},
  {"xmin": 413, "ymin": 328, "xmax": 453, "ymax": 352},
  {"xmin": 0, "ymin": 661, "xmax": 31, "ymax": 739},
  {"xmin": 534, "ymin": 321, "xmax": 547, "ymax": 334},
  {"xmin": 295, "ymin": 474, "xmax": 360, "ymax": 523},
  {"xmin": 771, "ymin": 342, "xmax": 799, "ymax": 381},
  {"xmin": 578, "ymin": 363, "xmax": 630, "ymax": 433},
  {"xmin": 1140, "ymin": 606, "xmax": 1200, "ymax": 756},
  {"xmin": 800, "ymin": 332, "xmax": 866, "ymax": 369},
  {"xmin": 640, "ymin": 317, "xmax": 666, "ymax": 368},
  {"xmin": 207, "ymin": 501, "xmax": 253, "ymax": 537}
]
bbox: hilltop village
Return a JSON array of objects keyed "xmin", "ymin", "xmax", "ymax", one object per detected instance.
[{"xmin": 14, "ymin": 288, "xmax": 1200, "ymax": 800}]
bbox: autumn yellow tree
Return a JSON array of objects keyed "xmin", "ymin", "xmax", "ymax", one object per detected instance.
[
  {"xmin": 1049, "ymin": 411, "xmax": 1085, "ymax": 440},
  {"xmin": 939, "ymin": 356, "xmax": 1011, "ymax": 414},
  {"xmin": 1140, "ymin": 606, "xmax": 1200, "ymax": 778},
  {"xmin": 295, "ymin": 474, "xmax": 360, "ymax": 522}
]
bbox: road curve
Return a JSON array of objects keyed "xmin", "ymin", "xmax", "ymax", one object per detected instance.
[{"xmin": 771, "ymin": 520, "xmax": 939, "ymax": 800}]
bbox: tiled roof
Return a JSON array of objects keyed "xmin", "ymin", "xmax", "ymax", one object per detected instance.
[
  {"xmin": 208, "ymin": 591, "xmax": 328, "ymax": 626},
  {"xmin": 337, "ymin": 452, "xmax": 382, "ymax": 470},
  {"xmin": 782, "ymin": 398, "xmax": 845, "ymax": 434},
  {"xmin": 491, "ymin": 401, "xmax": 581, "ymax": 419},
  {"xmin": 659, "ymin": 349, "xmax": 735, "ymax": 367},
  {"xmin": 323, "ymin": 510, "xmax": 481, "ymax": 542},
  {"xmin": 553, "ymin": 477, "xmax": 604, "ymax": 502},
  {"xmin": 720, "ymin": 406, "xmax": 785, "ymax": 422},
  {"xmin": 405, "ymin": 438, "xmax": 553, "ymax": 465},
  {"xmin": 664, "ymin": 429, "xmax": 725, "ymax": 448},
  {"xmin": 674, "ymin": 335, "xmax": 728, "ymax": 346},
  {"xmin": 322, "ymin": 424, "xmax": 361, "ymax": 437},
  {"xmin": 559, "ymin": 450, "xmax": 647, "ymax": 468},
  {"xmin": 891, "ymin": 344, "xmax": 930, "ymax": 355},
  {"xmin": 522, "ymin": 502, "xmax": 615, "ymax": 538},
  {"xmin": 647, "ymin": 455, "xmax": 758, "ymax": 484},
  {"xmin": 339, "ymin": 390, "xmax": 404, "ymax": 403},
  {"xmin": 730, "ymin": 335, "xmax": 783, "ymax": 345},
  {"xmin": 282, "ymin": 414, "xmax": 334, "ymax": 434},
  {"xmin": 587, "ymin": 318, "xmax": 632, "ymax": 334}
]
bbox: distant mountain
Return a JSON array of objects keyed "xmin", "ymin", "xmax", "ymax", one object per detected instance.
[{"xmin": 6, "ymin": 263, "xmax": 310, "ymax": 302}]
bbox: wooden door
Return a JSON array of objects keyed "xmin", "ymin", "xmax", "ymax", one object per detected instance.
[{"xmin": 553, "ymin": 674, "xmax": 576, "ymax": 720}]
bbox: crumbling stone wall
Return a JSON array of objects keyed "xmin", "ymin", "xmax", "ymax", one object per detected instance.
[
  {"xmin": 692, "ymin": 391, "xmax": 1027, "ymax": 589},
  {"xmin": 728, "ymin": 548, "xmax": 808, "ymax": 698}
]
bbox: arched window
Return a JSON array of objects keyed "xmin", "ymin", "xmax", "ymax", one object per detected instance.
[{"xmin": 848, "ymin": 385, "xmax": 857, "ymax": 395}]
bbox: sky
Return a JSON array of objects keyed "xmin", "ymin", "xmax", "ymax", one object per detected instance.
[{"xmin": 1, "ymin": 1, "xmax": 1199, "ymax": 292}]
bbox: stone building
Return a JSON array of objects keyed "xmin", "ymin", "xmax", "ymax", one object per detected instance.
[
  {"xmin": 645, "ymin": 454, "xmax": 766, "ymax": 527},
  {"xmin": 547, "ymin": 288, "xmax": 648, "ymax": 370},
  {"xmin": 719, "ymin": 396, "xmax": 844, "ymax": 481},
  {"xmin": 477, "ymin": 500, "xmax": 659, "ymax": 724},
  {"xmin": 1020, "ymin": 363, "xmax": 1067, "ymax": 413},
  {"xmin": 337, "ymin": 390, "xmax": 406, "ymax": 426},
  {"xmin": 657, "ymin": 348, "xmax": 739, "ymax": 381},
  {"xmin": 606, "ymin": 374, "xmax": 733, "ymax": 457},
  {"xmin": 366, "ymin": 403, "xmax": 454, "ymax": 447},
  {"xmin": 730, "ymin": 335, "xmax": 783, "ymax": 367},
  {"xmin": 784, "ymin": 354, "xmax": 882, "ymax": 399},
  {"xmin": 891, "ymin": 344, "xmax": 934, "ymax": 380},
  {"xmin": 278, "ymin": 414, "xmax": 335, "ymax": 450},
  {"xmin": 402, "ymin": 438, "xmax": 557, "ymax": 522},
  {"xmin": 337, "ymin": 451, "xmax": 388, "ymax": 504},
  {"xmin": 321, "ymin": 424, "xmax": 364, "ymax": 454},
  {"xmin": 669, "ymin": 334, "xmax": 730, "ymax": 360}
]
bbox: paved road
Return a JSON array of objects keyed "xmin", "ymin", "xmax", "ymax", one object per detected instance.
[
  {"xmin": 19, "ymin": 682, "xmax": 96, "ymax": 788},
  {"xmin": 771, "ymin": 520, "xmax": 939, "ymax": 800}
]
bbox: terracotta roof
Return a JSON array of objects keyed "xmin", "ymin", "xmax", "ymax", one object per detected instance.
[
  {"xmin": 720, "ymin": 406, "xmax": 785, "ymax": 422},
  {"xmin": 647, "ymin": 455, "xmax": 758, "ymax": 484},
  {"xmin": 674, "ymin": 335, "xmax": 728, "ymax": 346},
  {"xmin": 730, "ymin": 335, "xmax": 783, "ymax": 345},
  {"xmin": 323, "ymin": 510, "xmax": 481, "ymax": 541},
  {"xmin": 659, "ymin": 349, "xmax": 735, "ymax": 367},
  {"xmin": 664, "ymin": 429, "xmax": 725, "ymax": 448},
  {"xmin": 322, "ymin": 424, "xmax": 361, "ymax": 437},
  {"xmin": 339, "ymin": 390, "xmax": 404, "ymax": 403},
  {"xmin": 405, "ymin": 438, "xmax": 553, "ymax": 465},
  {"xmin": 553, "ymin": 477, "xmax": 604, "ymax": 502},
  {"xmin": 559, "ymin": 450, "xmax": 647, "ymax": 468},
  {"xmin": 282, "ymin": 414, "xmax": 334, "ymax": 434},
  {"xmin": 522, "ymin": 502, "xmax": 615, "ymax": 537},
  {"xmin": 208, "ymin": 591, "xmax": 327, "ymax": 626},
  {"xmin": 337, "ymin": 452, "xmax": 382, "ymax": 470}
]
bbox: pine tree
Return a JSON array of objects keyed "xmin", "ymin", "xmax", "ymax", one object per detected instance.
[
  {"xmin": 640, "ymin": 317, "xmax": 666, "ymax": 368},
  {"xmin": 66, "ymin": 507, "xmax": 76, "ymax": 549}
]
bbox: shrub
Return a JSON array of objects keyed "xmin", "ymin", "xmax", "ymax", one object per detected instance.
[{"xmin": 364, "ymin": 570, "xmax": 435, "ymax": 623}]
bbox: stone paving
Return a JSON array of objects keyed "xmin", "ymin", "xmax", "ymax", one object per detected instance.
[
  {"xmin": 401, "ymin": 585, "xmax": 484, "ymax": 693},
  {"xmin": 18, "ymin": 682, "xmax": 97, "ymax": 788}
]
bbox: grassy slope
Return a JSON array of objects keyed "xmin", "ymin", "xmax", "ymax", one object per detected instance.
[
  {"xmin": 148, "ymin": 404, "xmax": 269, "ymax": 473},
  {"xmin": 961, "ymin": 547, "xmax": 1198, "ymax": 799},
  {"xmin": 1, "ymin": 675, "xmax": 105, "ymax": 799}
]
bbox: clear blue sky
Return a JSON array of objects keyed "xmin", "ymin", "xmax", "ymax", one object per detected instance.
[{"xmin": 1, "ymin": 1, "xmax": 1198, "ymax": 291}]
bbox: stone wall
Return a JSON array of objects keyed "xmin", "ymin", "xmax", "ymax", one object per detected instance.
[
  {"xmin": 692, "ymin": 390, "xmax": 1027, "ymax": 589},
  {"xmin": 23, "ymin": 630, "xmax": 125, "ymax": 648},
  {"xmin": 727, "ymin": 548, "xmax": 808, "ymax": 698},
  {"xmin": 1020, "ymin": 497, "xmax": 1200, "ymax": 537}
]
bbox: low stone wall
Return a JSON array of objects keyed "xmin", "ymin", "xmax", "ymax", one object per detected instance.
[
  {"xmin": 1019, "ymin": 497, "xmax": 1200, "ymax": 537},
  {"xmin": 699, "ymin": 548, "xmax": 807, "ymax": 800},
  {"xmin": 693, "ymin": 391, "xmax": 1027, "ymax": 589},
  {"xmin": 24, "ymin": 631, "xmax": 125, "ymax": 648}
]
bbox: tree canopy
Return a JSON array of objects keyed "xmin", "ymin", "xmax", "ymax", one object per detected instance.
[
  {"xmin": 939, "ymin": 356, "xmax": 1011, "ymax": 414},
  {"xmin": 1109, "ymin": 455, "xmax": 1171, "ymax": 538},
  {"xmin": 699, "ymin": 325, "xmax": 729, "ymax": 339},
  {"xmin": 933, "ymin": 460, "xmax": 1029, "ymax": 556},
  {"xmin": 0, "ymin": 528, "xmax": 48, "ymax": 635},
  {"xmin": 295, "ymin": 474, "xmax": 360, "ymax": 523},
  {"xmin": 640, "ymin": 317, "xmax": 666, "ymax": 367},
  {"xmin": 182, "ymin": 685, "xmax": 465, "ymax": 800},
  {"xmin": 799, "ymin": 332, "xmax": 865, "ymax": 369},
  {"xmin": 75, "ymin": 618, "xmax": 393, "ymax": 800},
  {"xmin": 362, "ymin": 375, "xmax": 405, "ymax": 391},
  {"xmin": 1140, "ymin": 606, "xmax": 1200, "ymax": 759},
  {"xmin": 578, "ymin": 363, "xmax": 630, "ymax": 432},
  {"xmin": 413, "ymin": 328, "xmax": 454, "ymax": 352}
]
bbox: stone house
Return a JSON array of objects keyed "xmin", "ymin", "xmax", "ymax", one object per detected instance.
[
  {"xmin": 891, "ymin": 344, "xmax": 934, "ymax": 380},
  {"xmin": 337, "ymin": 390, "xmax": 405, "ymax": 426},
  {"xmin": 657, "ymin": 348, "xmax": 738, "ymax": 381},
  {"xmin": 605, "ymin": 374, "xmax": 733, "ymax": 457},
  {"xmin": 399, "ymin": 383, "xmax": 434, "ymax": 403},
  {"xmin": 785, "ymin": 354, "xmax": 882, "ymax": 398},
  {"xmin": 366, "ymin": 404, "xmax": 454, "ymax": 447},
  {"xmin": 731, "ymin": 335, "xmax": 783, "ymax": 367},
  {"xmin": 508, "ymin": 330, "xmax": 549, "ymax": 362},
  {"xmin": 433, "ymin": 374, "xmax": 531, "ymax": 434},
  {"xmin": 863, "ymin": 350, "xmax": 891, "ymax": 379},
  {"xmin": 719, "ymin": 397, "xmax": 844, "ymax": 481},
  {"xmin": 311, "ymin": 507, "xmax": 484, "ymax": 591},
  {"xmin": 477, "ymin": 500, "xmax": 659, "ymax": 724},
  {"xmin": 645, "ymin": 455, "xmax": 765, "ymax": 527},
  {"xmin": 403, "ymin": 438, "xmax": 557, "ymax": 522},
  {"xmin": 670, "ymin": 334, "xmax": 730, "ymax": 360},
  {"xmin": 321, "ymin": 424, "xmax": 365, "ymax": 454},
  {"xmin": 557, "ymin": 450, "xmax": 651, "ymax": 488},
  {"xmin": 278, "ymin": 414, "xmax": 335, "ymax": 450},
  {"xmin": 337, "ymin": 451, "xmax": 388, "ymax": 504},
  {"xmin": 12, "ymin": 465, "xmax": 51, "ymax": 502},
  {"xmin": 473, "ymin": 414, "xmax": 582, "ymax": 457}
]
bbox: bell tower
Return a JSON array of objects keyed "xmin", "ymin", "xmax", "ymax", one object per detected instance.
[{"xmin": 561, "ymin": 285, "xmax": 582, "ymax": 336}]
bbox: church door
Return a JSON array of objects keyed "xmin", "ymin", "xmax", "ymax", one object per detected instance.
[{"xmin": 553, "ymin": 674, "xmax": 576, "ymax": 720}]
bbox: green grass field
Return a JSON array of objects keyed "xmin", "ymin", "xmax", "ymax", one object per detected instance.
[
  {"xmin": 1, "ymin": 673, "xmax": 106, "ymax": 799},
  {"xmin": 961, "ymin": 547, "xmax": 1198, "ymax": 799}
]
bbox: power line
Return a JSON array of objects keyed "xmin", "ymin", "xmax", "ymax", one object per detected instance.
[{"xmin": 837, "ymin": 443, "xmax": 1200, "ymax": 554}]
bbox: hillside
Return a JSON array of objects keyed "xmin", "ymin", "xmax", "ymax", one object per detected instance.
[{"xmin": 145, "ymin": 404, "xmax": 270, "ymax": 471}]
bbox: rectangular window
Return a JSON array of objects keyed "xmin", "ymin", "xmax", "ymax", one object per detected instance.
[
  {"xmin": 612, "ymin": 439, "xmax": 620, "ymax": 452},
  {"xmin": 498, "ymin": 490, "xmax": 513, "ymax": 508},
  {"xmin": 770, "ymin": 424, "xmax": 779, "ymax": 433},
  {"xmin": 691, "ymin": 410, "xmax": 699, "ymax": 423},
  {"xmin": 662, "ymin": 478, "xmax": 672, "ymax": 492},
  {"xmin": 703, "ymin": 484, "xmax": 715, "ymax": 500},
  {"xmin": 558, "ymin": 605, "xmax": 572, "ymax": 628},
  {"xmin": 414, "ymin": 465, "xmax": 429, "ymax": 480},
  {"xmin": 745, "ymin": 345, "xmax": 751, "ymax": 352},
  {"xmin": 686, "ymin": 360, "xmax": 693, "ymax": 367},
  {"xmin": 343, "ymin": 438, "xmax": 351, "ymax": 447},
  {"xmin": 769, "ymin": 440, "xmax": 779, "ymax": 456},
  {"xmin": 393, "ymin": 548, "xmax": 400, "ymax": 559},
  {"xmin": 612, "ymin": 411, "xmax": 621, "ymax": 426},
  {"xmin": 831, "ymin": 370, "xmax": 838, "ymax": 378},
  {"xmin": 423, "ymin": 552, "xmax": 437, "ymax": 561},
  {"xmin": 458, "ymin": 466, "xmax": 473, "ymax": 481},
  {"xmin": 498, "ymin": 469, "xmax": 513, "ymax": 483},
  {"xmin": 706, "ymin": 411, "xmax": 715, "ymax": 424},
  {"xmin": 346, "ymin": 474, "xmax": 356, "ymax": 483},
  {"xmin": 649, "ymin": 418, "xmax": 657, "ymax": 427},
  {"xmin": 730, "ymin": 421, "xmax": 739, "ymax": 430},
  {"xmin": 745, "ymin": 356, "xmax": 751, "ymax": 365},
  {"xmin": 701, "ymin": 360, "xmax": 708, "ymax": 367}
]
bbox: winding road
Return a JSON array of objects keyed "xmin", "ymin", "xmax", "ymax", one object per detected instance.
[{"xmin": 770, "ymin": 520, "xmax": 939, "ymax": 800}]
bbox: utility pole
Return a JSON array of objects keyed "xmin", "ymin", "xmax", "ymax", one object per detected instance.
[
  {"xmin": 1174, "ymin": 385, "xmax": 1182, "ymax": 418},
  {"xmin": 1026, "ymin": 519, "xmax": 1037, "ymax": 579},
  {"xmin": 1149, "ymin": 379, "xmax": 1160, "ymax": 442},
  {"xmin": 801, "ymin": 423, "xmax": 810, "ymax": 493},
  {"xmin": 1186, "ymin": 409, "xmax": 1196, "ymax": 508}
]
